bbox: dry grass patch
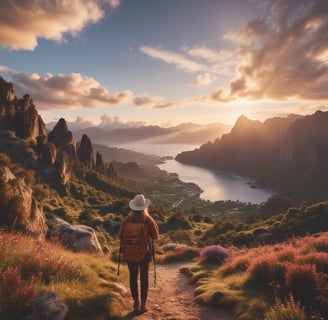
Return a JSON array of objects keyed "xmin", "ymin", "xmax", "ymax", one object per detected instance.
[{"xmin": 0, "ymin": 231, "xmax": 127, "ymax": 320}]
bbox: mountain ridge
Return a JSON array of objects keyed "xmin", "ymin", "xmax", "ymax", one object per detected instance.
[
  {"xmin": 176, "ymin": 110, "xmax": 328, "ymax": 203},
  {"xmin": 70, "ymin": 122, "xmax": 232, "ymax": 146}
]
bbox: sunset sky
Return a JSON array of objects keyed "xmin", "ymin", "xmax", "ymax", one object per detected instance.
[{"xmin": 0, "ymin": 0, "xmax": 328, "ymax": 129}]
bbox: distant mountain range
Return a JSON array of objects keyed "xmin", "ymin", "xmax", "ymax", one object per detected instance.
[
  {"xmin": 176, "ymin": 110, "xmax": 328, "ymax": 203},
  {"xmin": 69, "ymin": 122, "xmax": 232, "ymax": 146}
]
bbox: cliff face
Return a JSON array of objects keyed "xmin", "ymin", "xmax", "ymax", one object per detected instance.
[
  {"xmin": 0, "ymin": 77, "xmax": 46, "ymax": 140},
  {"xmin": 176, "ymin": 114, "xmax": 300, "ymax": 175},
  {"xmin": 280, "ymin": 111, "xmax": 328, "ymax": 165},
  {"xmin": 0, "ymin": 166, "xmax": 48, "ymax": 237},
  {"xmin": 176, "ymin": 111, "xmax": 328, "ymax": 202}
]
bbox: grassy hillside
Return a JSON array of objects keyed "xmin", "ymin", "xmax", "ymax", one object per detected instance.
[
  {"xmin": 1, "ymin": 127, "xmax": 328, "ymax": 319},
  {"xmin": 0, "ymin": 231, "xmax": 127, "ymax": 320},
  {"xmin": 187, "ymin": 232, "xmax": 328, "ymax": 320}
]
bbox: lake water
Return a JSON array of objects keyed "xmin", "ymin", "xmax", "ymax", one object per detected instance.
[{"xmin": 118, "ymin": 142, "xmax": 275, "ymax": 204}]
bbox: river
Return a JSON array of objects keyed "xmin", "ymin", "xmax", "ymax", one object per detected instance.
[{"xmin": 118, "ymin": 142, "xmax": 275, "ymax": 204}]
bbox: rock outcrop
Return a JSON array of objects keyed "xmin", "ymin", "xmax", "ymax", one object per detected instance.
[
  {"xmin": 48, "ymin": 118, "xmax": 76, "ymax": 157},
  {"xmin": 95, "ymin": 151, "xmax": 105, "ymax": 173},
  {"xmin": 37, "ymin": 135, "xmax": 57, "ymax": 165},
  {"xmin": 47, "ymin": 218, "xmax": 103, "ymax": 254},
  {"xmin": 280, "ymin": 110, "xmax": 328, "ymax": 165},
  {"xmin": 76, "ymin": 134, "xmax": 94, "ymax": 168},
  {"xmin": 0, "ymin": 77, "xmax": 47, "ymax": 140},
  {"xmin": 0, "ymin": 166, "xmax": 48, "ymax": 237},
  {"xmin": 23, "ymin": 292, "xmax": 68, "ymax": 320}
]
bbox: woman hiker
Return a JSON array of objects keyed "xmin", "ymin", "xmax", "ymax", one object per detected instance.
[{"xmin": 118, "ymin": 194, "xmax": 159, "ymax": 313}]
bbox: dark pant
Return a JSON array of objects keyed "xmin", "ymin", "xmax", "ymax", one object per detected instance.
[{"xmin": 127, "ymin": 252, "xmax": 151, "ymax": 307}]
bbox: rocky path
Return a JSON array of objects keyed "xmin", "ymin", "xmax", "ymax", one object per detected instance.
[{"xmin": 120, "ymin": 263, "xmax": 235, "ymax": 320}]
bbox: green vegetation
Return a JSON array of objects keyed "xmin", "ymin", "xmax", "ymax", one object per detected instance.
[
  {"xmin": 203, "ymin": 201, "xmax": 328, "ymax": 247},
  {"xmin": 1, "ymin": 127, "xmax": 328, "ymax": 319}
]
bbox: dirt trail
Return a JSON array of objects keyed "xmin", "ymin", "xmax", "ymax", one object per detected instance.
[{"xmin": 120, "ymin": 263, "xmax": 235, "ymax": 320}]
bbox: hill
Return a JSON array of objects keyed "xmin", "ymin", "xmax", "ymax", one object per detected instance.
[
  {"xmin": 0, "ymin": 75, "xmax": 327, "ymax": 320},
  {"xmin": 176, "ymin": 111, "xmax": 328, "ymax": 204},
  {"xmin": 71, "ymin": 122, "xmax": 231, "ymax": 146}
]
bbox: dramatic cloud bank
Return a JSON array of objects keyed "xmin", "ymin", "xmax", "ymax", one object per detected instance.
[
  {"xmin": 0, "ymin": 0, "xmax": 120, "ymax": 50},
  {"xmin": 212, "ymin": 0, "xmax": 328, "ymax": 102},
  {"xmin": 2, "ymin": 0, "xmax": 327, "ymax": 116},
  {"xmin": 11, "ymin": 73, "xmax": 133, "ymax": 109},
  {"xmin": 140, "ymin": 0, "xmax": 328, "ymax": 104}
]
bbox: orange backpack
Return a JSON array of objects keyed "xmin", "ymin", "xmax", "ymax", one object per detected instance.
[{"xmin": 122, "ymin": 217, "xmax": 149, "ymax": 262}]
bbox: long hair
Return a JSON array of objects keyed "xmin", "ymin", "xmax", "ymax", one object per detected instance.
[{"xmin": 128, "ymin": 208, "xmax": 149, "ymax": 221}]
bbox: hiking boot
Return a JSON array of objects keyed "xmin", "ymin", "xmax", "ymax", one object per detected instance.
[{"xmin": 140, "ymin": 305, "xmax": 147, "ymax": 313}]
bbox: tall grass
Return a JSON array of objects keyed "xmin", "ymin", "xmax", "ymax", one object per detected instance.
[
  {"xmin": 193, "ymin": 233, "xmax": 328, "ymax": 319},
  {"xmin": 0, "ymin": 231, "xmax": 125, "ymax": 319},
  {"xmin": 157, "ymin": 245, "xmax": 200, "ymax": 263},
  {"xmin": 264, "ymin": 295, "xmax": 306, "ymax": 320}
]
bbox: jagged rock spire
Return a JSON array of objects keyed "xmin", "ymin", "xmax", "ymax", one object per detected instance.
[
  {"xmin": 76, "ymin": 134, "xmax": 94, "ymax": 169},
  {"xmin": 48, "ymin": 118, "xmax": 76, "ymax": 157},
  {"xmin": 0, "ymin": 76, "xmax": 47, "ymax": 140}
]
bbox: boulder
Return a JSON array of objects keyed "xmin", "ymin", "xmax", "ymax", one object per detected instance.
[
  {"xmin": 55, "ymin": 152, "xmax": 70, "ymax": 188},
  {"xmin": 23, "ymin": 292, "xmax": 67, "ymax": 320},
  {"xmin": 0, "ymin": 166, "xmax": 47, "ymax": 237},
  {"xmin": 48, "ymin": 218, "xmax": 103, "ymax": 253}
]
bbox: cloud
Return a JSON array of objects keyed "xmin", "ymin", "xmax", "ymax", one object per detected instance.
[
  {"xmin": 0, "ymin": 65, "xmax": 11, "ymax": 73},
  {"xmin": 11, "ymin": 72, "xmax": 133, "ymax": 109},
  {"xmin": 134, "ymin": 93, "xmax": 175, "ymax": 109},
  {"xmin": 186, "ymin": 47, "xmax": 234, "ymax": 63},
  {"xmin": 46, "ymin": 116, "xmax": 95, "ymax": 131},
  {"xmin": 0, "ymin": 0, "xmax": 120, "ymax": 51},
  {"xmin": 190, "ymin": 72, "xmax": 212, "ymax": 86},
  {"xmin": 212, "ymin": 0, "xmax": 328, "ymax": 102},
  {"xmin": 140, "ymin": 45, "xmax": 238, "ymax": 84},
  {"xmin": 99, "ymin": 114, "xmax": 145, "ymax": 129},
  {"xmin": 140, "ymin": 46, "xmax": 205, "ymax": 72}
]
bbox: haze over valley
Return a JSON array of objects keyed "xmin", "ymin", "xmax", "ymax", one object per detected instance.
[{"xmin": 68, "ymin": 122, "xmax": 232, "ymax": 148}]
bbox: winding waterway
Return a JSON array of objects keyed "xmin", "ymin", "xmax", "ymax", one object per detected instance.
[
  {"xmin": 158, "ymin": 159, "xmax": 275, "ymax": 204},
  {"xmin": 119, "ymin": 142, "xmax": 275, "ymax": 204}
]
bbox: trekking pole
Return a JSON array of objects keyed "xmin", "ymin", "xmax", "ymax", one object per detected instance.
[
  {"xmin": 117, "ymin": 241, "xmax": 122, "ymax": 276},
  {"xmin": 151, "ymin": 239, "xmax": 156, "ymax": 285}
]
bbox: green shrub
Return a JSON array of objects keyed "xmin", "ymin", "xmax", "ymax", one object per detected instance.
[
  {"xmin": 221, "ymin": 255, "xmax": 250, "ymax": 276},
  {"xmin": 232, "ymin": 232, "xmax": 254, "ymax": 246},
  {"xmin": 167, "ymin": 213, "xmax": 192, "ymax": 230},
  {"xmin": 192, "ymin": 214, "xmax": 202, "ymax": 222},
  {"xmin": 203, "ymin": 216, "xmax": 213, "ymax": 224},
  {"xmin": 159, "ymin": 246, "xmax": 200, "ymax": 263}
]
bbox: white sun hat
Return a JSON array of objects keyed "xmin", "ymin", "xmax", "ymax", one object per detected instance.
[{"xmin": 129, "ymin": 194, "xmax": 151, "ymax": 211}]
